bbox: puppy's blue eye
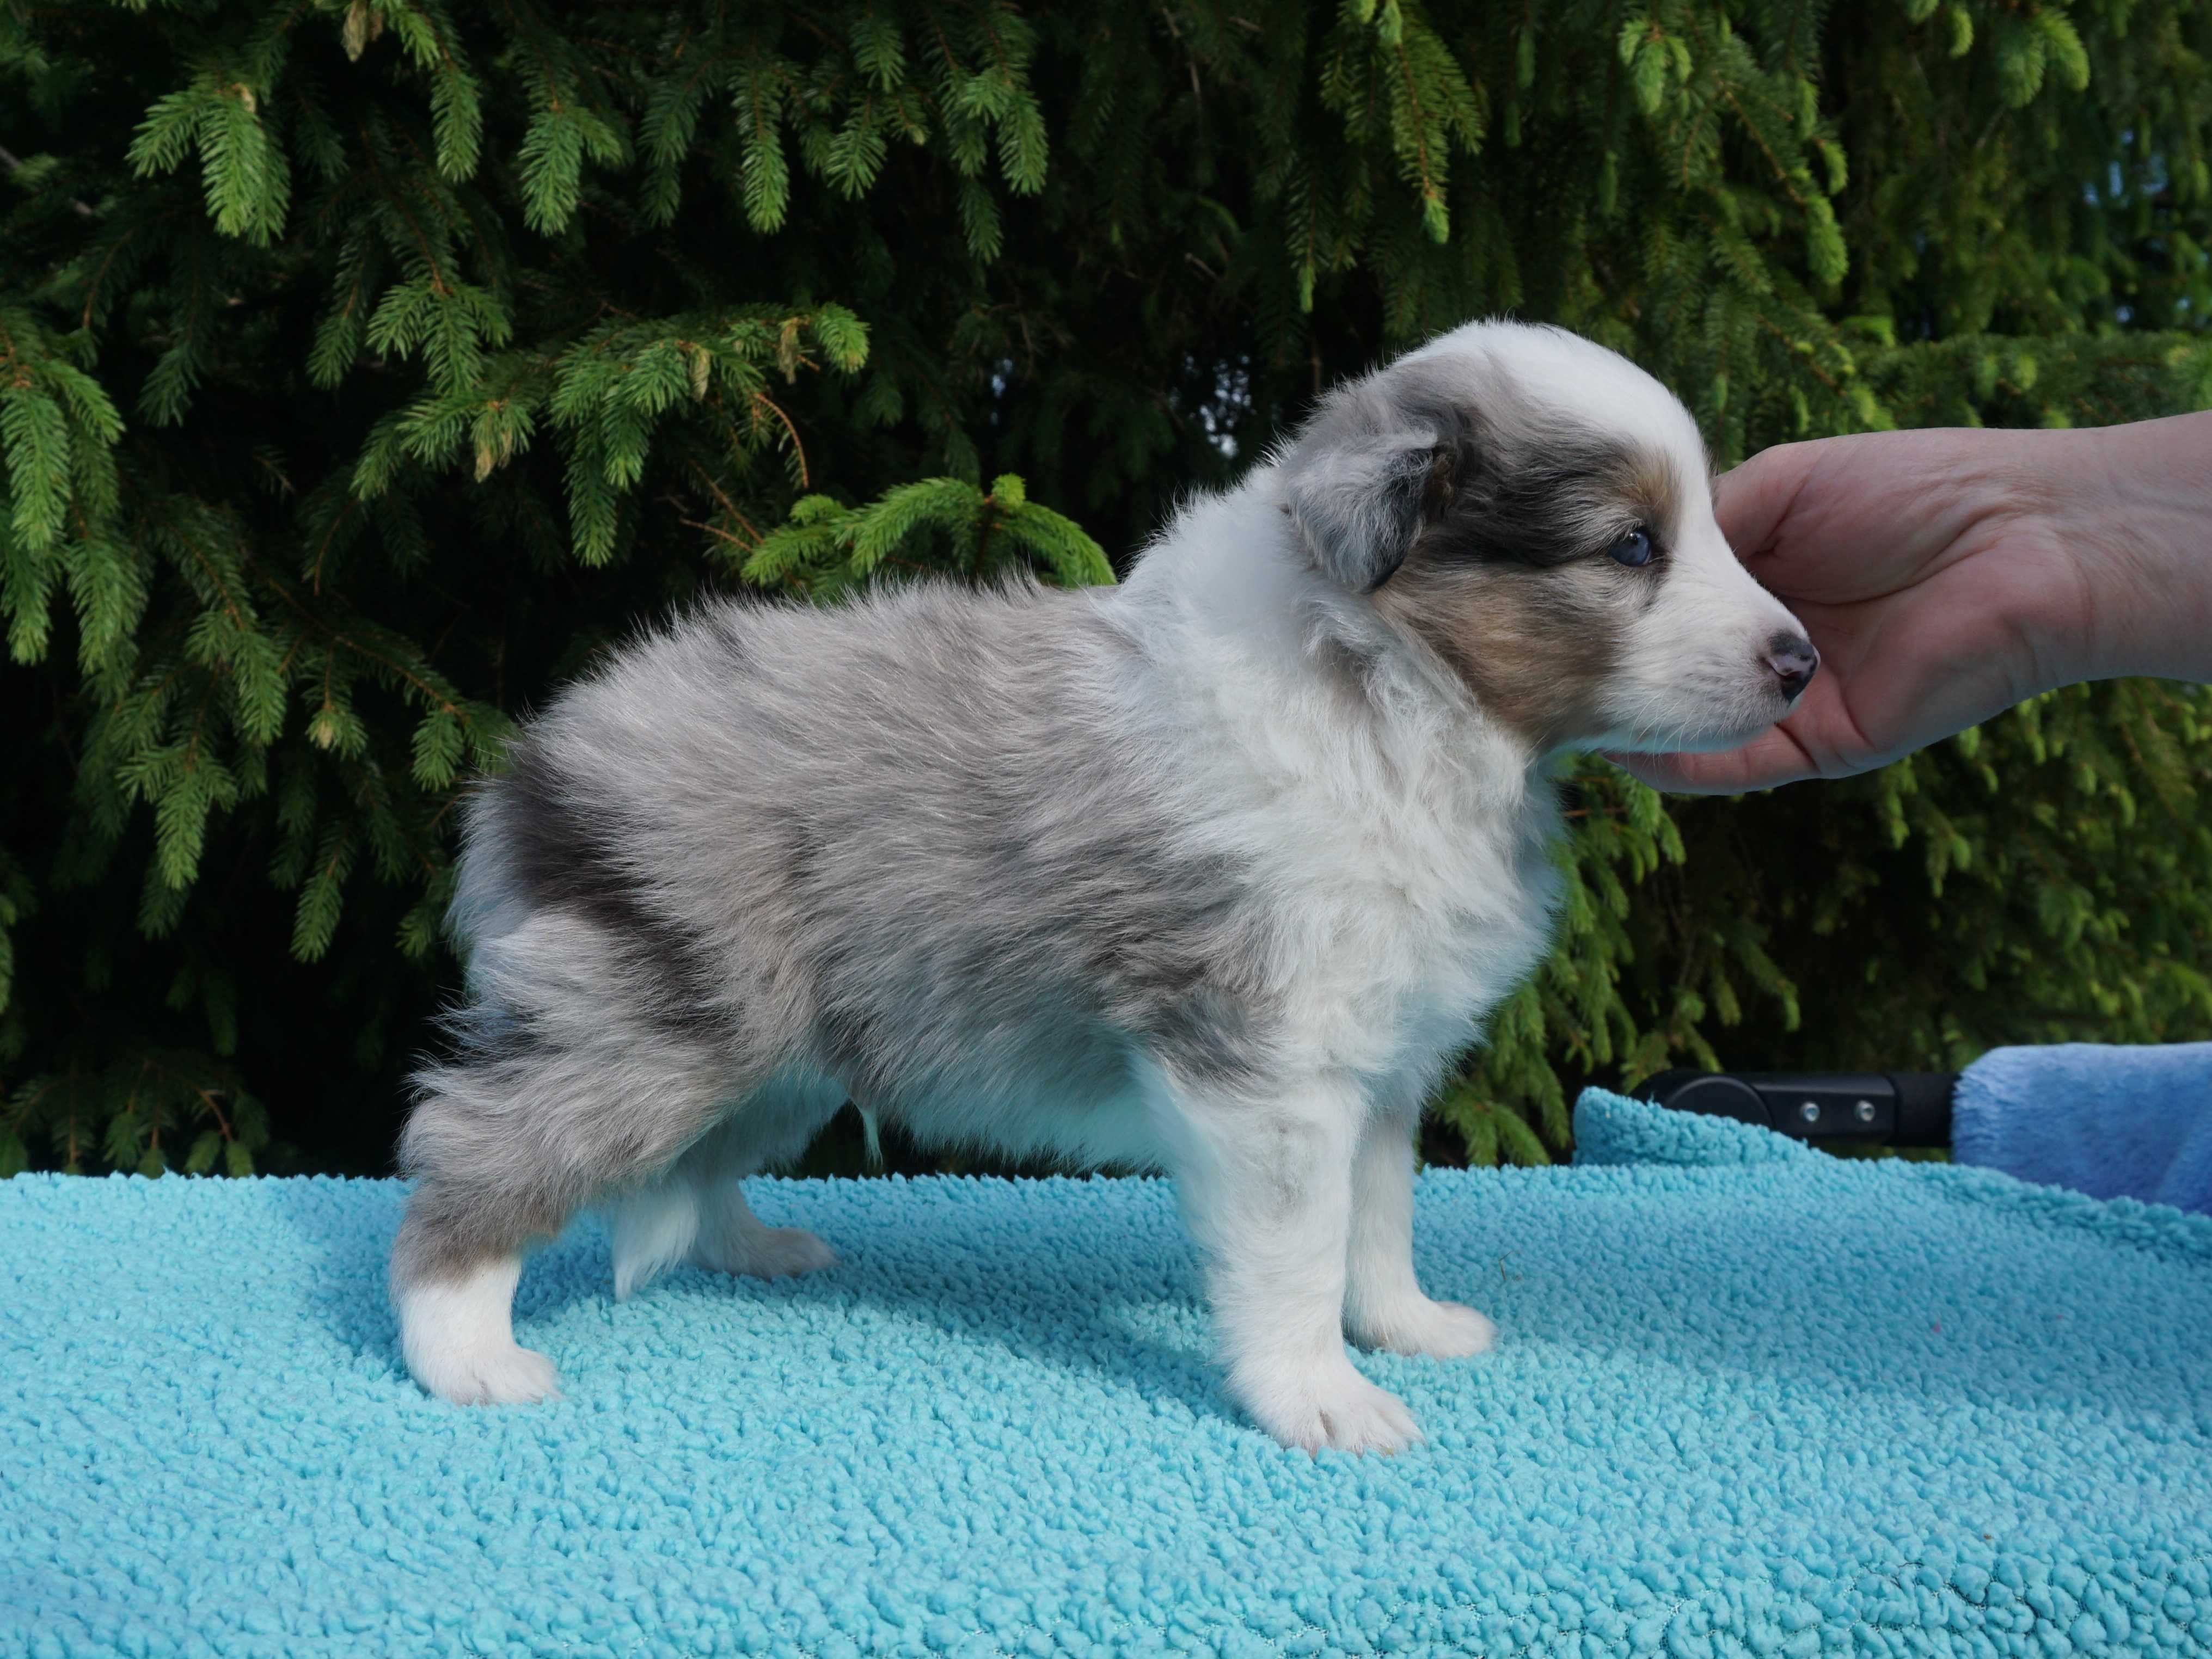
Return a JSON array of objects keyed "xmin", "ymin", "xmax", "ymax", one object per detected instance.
[{"xmin": 1608, "ymin": 527, "xmax": 1654, "ymax": 568}]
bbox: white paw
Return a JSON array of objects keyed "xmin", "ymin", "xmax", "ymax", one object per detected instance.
[
  {"xmin": 416, "ymin": 1340, "xmax": 562, "ymax": 1406},
  {"xmin": 1349, "ymin": 1296, "xmax": 1497, "ymax": 1359},
  {"xmin": 1236, "ymin": 1354, "xmax": 1424, "ymax": 1455},
  {"xmin": 394, "ymin": 1256, "xmax": 560, "ymax": 1405},
  {"xmin": 695, "ymin": 1224, "xmax": 838, "ymax": 1280}
]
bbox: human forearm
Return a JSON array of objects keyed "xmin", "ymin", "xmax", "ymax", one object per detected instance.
[{"xmin": 2063, "ymin": 410, "xmax": 2212, "ymax": 685}]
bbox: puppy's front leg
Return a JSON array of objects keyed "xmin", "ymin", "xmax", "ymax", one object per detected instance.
[
  {"xmin": 1343, "ymin": 1107, "xmax": 1497, "ymax": 1358},
  {"xmin": 1160, "ymin": 1077, "xmax": 1421, "ymax": 1454}
]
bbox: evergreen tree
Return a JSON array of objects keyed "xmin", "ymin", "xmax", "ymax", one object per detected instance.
[{"xmin": 1, "ymin": 0, "xmax": 2205, "ymax": 1177}]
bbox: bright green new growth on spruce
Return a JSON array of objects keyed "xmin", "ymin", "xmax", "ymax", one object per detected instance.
[
  {"xmin": 745, "ymin": 474, "xmax": 1110, "ymax": 598},
  {"xmin": 0, "ymin": 1, "xmax": 2205, "ymax": 1178}
]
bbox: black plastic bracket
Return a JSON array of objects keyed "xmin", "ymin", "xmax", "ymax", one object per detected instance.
[{"xmin": 1635, "ymin": 1070, "xmax": 1956, "ymax": 1148}]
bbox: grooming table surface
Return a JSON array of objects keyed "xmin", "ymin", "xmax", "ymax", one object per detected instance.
[{"xmin": 5, "ymin": 1092, "xmax": 2210, "ymax": 1658}]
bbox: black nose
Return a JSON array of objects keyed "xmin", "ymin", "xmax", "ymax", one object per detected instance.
[{"xmin": 1766, "ymin": 633, "xmax": 1818, "ymax": 702}]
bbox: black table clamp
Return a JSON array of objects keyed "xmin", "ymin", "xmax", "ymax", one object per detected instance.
[{"xmin": 1635, "ymin": 1071, "xmax": 1957, "ymax": 1148}]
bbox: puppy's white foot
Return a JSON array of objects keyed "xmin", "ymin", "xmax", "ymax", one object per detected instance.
[
  {"xmin": 694, "ymin": 1224, "xmax": 837, "ymax": 1280},
  {"xmin": 1237, "ymin": 1354, "xmax": 1424, "ymax": 1455},
  {"xmin": 394, "ymin": 1257, "xmax": 560, "ymax": 1405},
  {"xmin": 1349, "ymin": 1295, "xmax": 1497, "ymax": 1359},
  {"xmin": 416, "ymin": 1339, "xmax": 561, "ymax": 1406}
]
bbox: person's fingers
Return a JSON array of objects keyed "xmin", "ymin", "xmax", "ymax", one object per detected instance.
[
  {"xmin": 1599, "ymin": 724, "xmax": 1826, "ymax": 795},
  {"xmin": 1713, "ymin": 440, "xmax": 1822, "ymax": 561}
]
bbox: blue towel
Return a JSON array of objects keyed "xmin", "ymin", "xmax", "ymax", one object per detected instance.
[
  {"xmin": 1954, "ymin": 1041, "xmax": 2212, "ymax": 1214},
  {"xmin": 5, "ymin": 1089, "xmax": 2211, "ymax": 1658}
]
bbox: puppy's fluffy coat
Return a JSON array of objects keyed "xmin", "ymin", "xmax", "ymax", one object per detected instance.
[{"xmin": 393, "ymin": 322, "xmax": 1815, "ymax": 1452}]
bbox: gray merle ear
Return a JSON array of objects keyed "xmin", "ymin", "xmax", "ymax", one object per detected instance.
[{"xmin": 1279, "ymin": 386, "xmax": 1457, "ymax": 593}]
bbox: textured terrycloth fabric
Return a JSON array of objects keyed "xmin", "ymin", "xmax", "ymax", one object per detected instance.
[
  {"xmin": 1952, "ymin": 1042, "xmax": 2212, "ymax": 1215},
  {"xmin": 5, "ymin": 1090, "xmax": 2211, "ymax": 1659}
]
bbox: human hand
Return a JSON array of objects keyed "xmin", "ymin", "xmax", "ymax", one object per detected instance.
[{"xmin": 1608, "ymin": 415, "xmax": 2212, "ymax": 793}]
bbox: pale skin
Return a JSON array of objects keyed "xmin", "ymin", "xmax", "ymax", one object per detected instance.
[{"xmin": 1608, "ymin": 411, "xmax": 2212, "ymax": 793}]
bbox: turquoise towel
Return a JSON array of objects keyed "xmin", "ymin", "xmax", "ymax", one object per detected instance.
[
  {"xmin": 1954, "ymin": 1041, "xmax": 2212, "ymax": 1214},
  {"xmin": 5, "ymin": 1089, "xmax": 2211, "ymax": 1658}
]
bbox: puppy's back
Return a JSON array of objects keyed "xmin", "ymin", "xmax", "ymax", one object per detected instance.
[{"xmin": 444, "ymin": 580, "xmax": 1272, "ymax": 1101}]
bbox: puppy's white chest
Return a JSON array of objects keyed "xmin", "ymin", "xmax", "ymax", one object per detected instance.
[
  {"xmin": 1144, "ymin": 587, "xmax": 1567, "ymax": 1087},
  {"xmin": 1276, "ymin": 782, "xmax": 1564, "ymax": 1082},
  {"xmin": 1382, "ymin": 827, "xmax": 1558, "ymax": 1014}
]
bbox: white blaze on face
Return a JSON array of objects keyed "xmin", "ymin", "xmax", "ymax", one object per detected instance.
[{"xmin": 1608, "ymin": 461, "xmax": 1809, "ymax": 753}]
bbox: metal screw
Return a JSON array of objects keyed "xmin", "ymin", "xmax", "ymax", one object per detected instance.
[
  {"xmin": 1798, "ymin": 1101, "xmax": 1820, "ymax": 1124},
  {"xmin": 1854, "ymin": 1099, "xmax": 1877, "ymax": 1125}
]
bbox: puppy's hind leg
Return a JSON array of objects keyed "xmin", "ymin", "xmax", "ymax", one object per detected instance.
[
  {"xmin": 1155, "ymin": 1073, "xmax": 1422, "ymax": 1455},
  {"xmin": 685, "ymin": 1076, "xmax": 847, "ymax": 1280},
  {"xmin": 390, "ymin": 1066, "xmax": 569, "ymax": 1407},
  {"xmin": 392, "ymin": 1000, "xmax": 743, "ymax": 1405},
  {"xmin": 694, "ymin": 1184, "xmax": 840, "ymax": 1281},
  {"xmin": 602, "ymin": 1077, "xmax": 842, "ymax": 1298},
  {"xmin": 1342, "ymin": 1105, "xmax": 1496, "ymax": 1359},
  {"xmin": 388, "ymin": 1231, "xmax": 553, "ymax": 1407}
]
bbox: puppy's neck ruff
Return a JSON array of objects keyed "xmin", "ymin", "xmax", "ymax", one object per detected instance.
[
  {"xmin": 1108, "ymin": 468, "xmax": 1568, "ymax": 1102},
  {"xmin": 1117, "ymin": 467, "xmax": 1554, "ymax": 820}
]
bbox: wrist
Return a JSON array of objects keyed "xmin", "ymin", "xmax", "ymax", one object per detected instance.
[{"xmin": 2058, "ymin": 412, "xmax": 2212, "ymax": 685}]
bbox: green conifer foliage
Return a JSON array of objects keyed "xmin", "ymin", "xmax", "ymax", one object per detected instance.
[{"xmin": 1, "ymin": 1, "xmax": 2206, "ymax": 1176}]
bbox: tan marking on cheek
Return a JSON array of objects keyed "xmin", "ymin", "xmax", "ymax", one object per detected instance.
[{"xmin": 1374, "ymin": 551, "xmax": 1621, "ymax": 749}]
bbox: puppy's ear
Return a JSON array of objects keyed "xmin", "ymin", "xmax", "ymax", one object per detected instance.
[{"xmin": 1279, "ymin": 388, "xmax": 1459, "ymax": 592}]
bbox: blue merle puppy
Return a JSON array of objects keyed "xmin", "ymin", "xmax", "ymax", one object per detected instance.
[{"xmin": 391, "ymin": 321, "xmax": 1817, "ymax": 1453}]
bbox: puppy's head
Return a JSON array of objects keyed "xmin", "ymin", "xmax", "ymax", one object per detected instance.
[{"xmin": 1278, "ymin": 322, "xmax": 1815, "ymax": 756}]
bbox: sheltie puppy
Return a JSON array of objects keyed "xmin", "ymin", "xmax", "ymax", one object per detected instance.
[{"xmin": 391, "ymin": 321, "xmax": 1816, "ymax": 1452}]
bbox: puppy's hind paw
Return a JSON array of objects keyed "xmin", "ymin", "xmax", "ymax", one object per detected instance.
[
  {"xmin": 695, "ymin": 1224, "xmax": 838, "ymax": 1280},
  {"xmin": 1349, "ymin": 1296, "xmax": 1497, "ymax": 1360},
  {"xmin": 450, "ymin": 1343, "xmax": 560, "ymax": 1406},
  {"xmin": 1238, "ymin": 1355, "xmax": 1424, "ymax": 1455},
  {"xmin": 408, "ymin": 1335, "xmax": 561, "ymax": 1406},
  {"xmin": 394, "ymin": 1258, "xmax": 560, "ymax": 1406}
]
